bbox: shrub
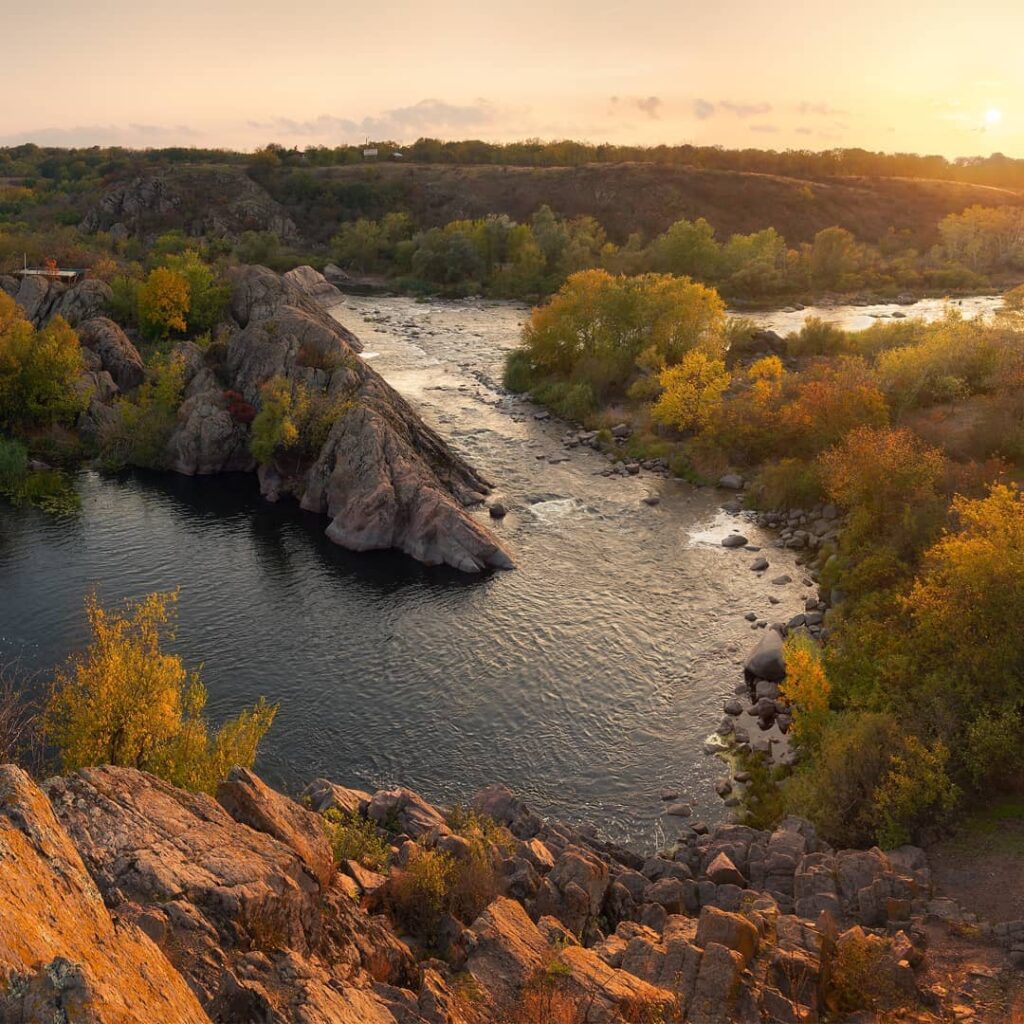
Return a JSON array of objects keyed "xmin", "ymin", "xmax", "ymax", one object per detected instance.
[
  {"xmin": 818, "ymin": 425, "xmax": 945, "ymax": 554},
  {"xmin": 323, "ymin": 809, "xmax": 391, "ymax": 871},
  {"xmin": 0, "ymin": 296, "xmax": 85, "ymax": 433},
  {"xmin": 651, "ymin": 351, "xmax": 730, "ymax": 433},
  {"xmin": 0, "ymin": 437, "xmax": 28, "ymax": 489},
  {"xmin": 160, "ymin": 251, "xmax": 230, "ymax": 335},
  {"xmin": 786, "ymin": 317, "xmax": 850, "ymax": 357},
  {"xmin": 751, "ymin": 459, "xmax": 823, "ymax": 509},
  {"xmin": 250, "ymin": 377, "xmax": 300, "ymax": 465},
  {"xmin": 962, "ymin": 708, "xmax": 1024, "ymax": 789},
  {"xmin": 388, "ymin": 848, "xmax": 456, "ymax": 939},
  {"xmin": 101, "ymin": 355, "xmax": 185, "ymax": 469},
  {"xmin": 785, "ymin": 711, "xmax": 957, "ymax": 847},
  {"xmin": 502, "ymin": 348, "xmax": 534, "ymax": 393},
  {"xmin": 781, "ymin": 635, "xmax": 831, "ymax": 752},
  {"xmin": 0, "ymin": 665, "xmax": 40, "ymax": 769},
  {"xmin": 827, "ymin": 929, "xmax": 902, "ymax": 1014},
  {"xmin": 45, "ymin": 591, "xmax": 277, "ymax": 793}
]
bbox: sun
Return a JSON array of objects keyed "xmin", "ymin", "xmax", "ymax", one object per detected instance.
[{"xmin": 985, "ymin": 108, "xmax": 1003, "ymax": 126}]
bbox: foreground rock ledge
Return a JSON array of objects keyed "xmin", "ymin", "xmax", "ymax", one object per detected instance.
[{"xmin": 0, "ymin": 763, "xmax": 1001, "ymax": 1022}]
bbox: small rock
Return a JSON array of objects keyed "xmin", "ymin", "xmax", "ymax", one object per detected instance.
[
  {"xmin": 664, "ymin": 802, "xmax": 692, "ymax": 818},
  {"xmin": 771, "ymin": 575, "xmax": 792, "ymax": 586},
  {"xmin": 488, "ymin": 502, "xmax": 507, "ymax": 519},
  {"xmin": 750, "ymin": 557, "xmax": 769, "ymax": 571},
  {"xmin": 722, "ymin": 535, "xmax": 749, "ymax": 548}
]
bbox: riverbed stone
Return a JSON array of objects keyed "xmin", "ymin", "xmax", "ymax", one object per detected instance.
[{"xmin": 722, "ymin": 534, "xmax": 749, "ymax": 548}]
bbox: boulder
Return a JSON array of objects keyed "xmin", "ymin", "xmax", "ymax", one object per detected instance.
[
  {"xmin": 217, "ymin": 766, "xmax": 336, "ymax": 888},
  {"xmin": 471, "ymin": 783, "xmax": 543, "ymax": 839},
  {"xmin": 721, "ymin": 534, "xmax": 749, "ymax": 548},
  {"xmin": 718, "ymin": 473, "xmax": 745, "ymax": 490},
  {"xmin": 282, "ymin": 265, "xmax": 345, "ymax": 307},
  {"xmin": 0, "ymin": 765, "xmax": 210, "ymax": 1024},
  {"xmin": 366, "ymin": 786, "xmax": 449, "ymax": 838},
  {"xmin": 744, "ymin": 628, "xmax": 786, "ymax": 684},
  {"xmin": 695, "ymin": 906, "xmax": 758, "ymax": 964},
  {"xmin": 77, "ymin": 317, "xmax": 145, "ymax": 391},
  {"xmin": 461, "ymin": 898, "xmax": 674, "ymax": 1022},
  {"xmin": 706, "ymin": 852, "xmax": 746, "ymax": 887},
  {"xmin": 302, "ymin": 778, "xmax": 373, "ymax": 816}
]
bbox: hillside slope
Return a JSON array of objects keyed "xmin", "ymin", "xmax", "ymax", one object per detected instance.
[{"xmin": 272, "ymin": 162, "xmax": 1024, "ymax": 248}]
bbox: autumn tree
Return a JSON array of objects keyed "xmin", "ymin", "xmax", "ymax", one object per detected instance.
[
  {"xmin": 651, "ymin": 350, "xmax": 730, "ymax": 432},
  {"xmin": 0, "ymin": 294, "xmax": 84, "ymax": 432},
  {"xmin": 46, "ymin": 591, "xmax": 277, "ymax": 793},
  {"xmin": 138, "ymin": 266, "xmax": 190, "ymax": 340},
  {"xmin": 819, "ymin": 424, "xmax": 945, "ymax": 553}
]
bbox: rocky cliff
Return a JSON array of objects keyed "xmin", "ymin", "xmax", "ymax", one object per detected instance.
[
  {"xmin": 167, "ymin": 265, "xmax": 512, "ymax": 572},
  {"xmin": 2, "ymin": 763, "xmax": 1016, "ymax": 1023},
  {"xmin": 79, "ymin": 166, "xmax": 299, "ymax": 243}
]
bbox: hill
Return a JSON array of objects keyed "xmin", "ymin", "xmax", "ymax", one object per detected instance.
[{"xmin": 261, "ymin": 161, "xmax": 1024, "ymax": 248}]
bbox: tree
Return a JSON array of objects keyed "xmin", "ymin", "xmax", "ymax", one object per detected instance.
[
  {"xmin": 160, "ymin": 251, "xmax": 229, "ymax": 334},
  {"xmin": 46, "ymin": 591, "xmax": 277, "ymax": 793},
  {"xmin": 810, "ymin": 226, "xmax": 858, "ymax": 289},
  {"xmin": 651, "ymin": 350, "xmax": 730, "ymax": 432},
  {"xmin": 137, "ymin": 267, "xmax": 190, "ymax": 340},
  {"xmin": 818, "ymin": 425, "xmax": 945, "ymax": 549},
  {"xmin": 250, "ymin": 376, "xmax": 302, "ymax": 465},
  {"xmin": 649, "ymin": 218, "xmax": 721, "ymax": 279},
  {"xmin": 0, "ymin": 295, "xmax": 84, "ymax": 432}
]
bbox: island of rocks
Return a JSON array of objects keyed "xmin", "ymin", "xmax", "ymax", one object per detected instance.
[{"xmin": 0, "ymin": 264, "xmax": 512, "ymax": 573}]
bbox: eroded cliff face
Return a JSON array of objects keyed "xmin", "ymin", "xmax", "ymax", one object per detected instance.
[
  {"xmin": 0, "ymin": 765, "xmax": 209, "ymax": 1024},
  {"xmin": 168, "ymin": 265, "xmax": 513, "ymax": 572},
  {"xmin": 3, "ymin": 762, "xmax": 1006, "ymax": 1024},
  {"xmin": 78, "ymin": 166, "xmax": 299, "ymax": 243}
]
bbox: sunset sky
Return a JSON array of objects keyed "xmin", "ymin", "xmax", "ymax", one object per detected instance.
[{"xmin": 4, "ymin": 0, "xmax": 1022, "ymax": 158}]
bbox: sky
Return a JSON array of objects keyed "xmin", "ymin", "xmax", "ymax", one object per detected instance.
[{"xmin": 2, "ymin": 0, "xmax": 1023, "ymax": 158}]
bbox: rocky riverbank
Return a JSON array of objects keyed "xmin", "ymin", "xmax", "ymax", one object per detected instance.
[
  {"xmin": 1, "ymin": 265, "xmax": 512, "ymax": 573},
  {"xmin": 2, "ymin": 762, "xmax": 1020, "ymax": 1023}
]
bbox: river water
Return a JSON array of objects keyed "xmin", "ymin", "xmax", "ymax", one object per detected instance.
[{"xmin": 0, "ymin": 294, "xmax": 1004, "ymax": 847}]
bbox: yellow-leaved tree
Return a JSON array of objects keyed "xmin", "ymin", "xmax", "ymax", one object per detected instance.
[
  {"xmin": 46, "ymin": 591, "xmax": 277, "ymax": 793},
  {"xmin": 651, "ymin": 350, "xmax": 731, "ymax": 433},
  {"xmin": 781, "ymin": 634, "xmax": 831, "ymax": 752},
  {"xmin": 137, "ymin": 267, "xmax": 191, "ymax": 340}
]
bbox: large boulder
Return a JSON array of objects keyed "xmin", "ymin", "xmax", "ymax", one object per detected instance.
[
  {"xmin": 283, "ymin": 265, "xmax": 345, "ymax": 307},
  {"xmin": 366, "ymin": 786, "xmax": 449, "ymax": 838},
  {"xmin": 77, "ymin": 317, "xmax": 145, "ymax": 391},
  {"xmin": 744, "ymin": 627, "xmax": 786, "ymax": 684},
  {"xmin": 461, "ymin": 898, "xmax": 674, "ymax": 1022},
  {"xmin": 217, "ymin": 766, "xmax": 335, "ymax": 889},
  {"xmin": 0, "ymin": 765, "xmax": 210, "ymax": 1024},
  {"xmin": 12, "ymin": 275, "xmax": 112, "ymax": 327},
  {"xmin": 217, "ymin": 265, "xmax": 513, "ymax": 573}
]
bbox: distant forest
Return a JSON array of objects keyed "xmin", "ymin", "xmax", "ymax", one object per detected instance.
[{"xmin": 2, "ymin": 139, "xmax": 1024, "ymax": 190}]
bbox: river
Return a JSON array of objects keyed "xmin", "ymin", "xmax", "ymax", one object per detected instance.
[{"xmin": 0, "ymin": 293, "xmax": 1004, "ymax": 847}]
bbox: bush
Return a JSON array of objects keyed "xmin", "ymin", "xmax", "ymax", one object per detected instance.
[
  {"xmin": 751, "ymin": 458, "xmax": 823, "ymax": 509},
  {"xmin": 0, "ymin": 665, "xmax": 40, "ymax": 769},
  {"xmin": 0, "ymin": 295, "xmax": 85, "ymax": 433},
  {"xmin": 781, "ymin": 635, "xmax": 831, "ymax": 752},
  {"xmin": 388, "ymin": 848, "xmax": 456, "ymax": 939},
  {"xmin": 786, "ymin": 316, "xmax": 851, "ymax": 357},
  {"xmin": 45, "ymin": 591, "xmax": 277, "ymax": 793},
  {"xmin": 323, "ymin": 809, "xmax": 391, "ymax": 871},
  {"xmin": 137, "ymin": 267, "xmax": 190, "ymax": 340},
  {"xmin": 502, "ymin": 348, "xmax": 534, "ymax": 393},
  {"xmin": 785, "ymin": 711, "xmax": 957, "ymax": 847},
  {"xmin": 101, "ymin": 355, "xmax": 184, "ymax": 469}
]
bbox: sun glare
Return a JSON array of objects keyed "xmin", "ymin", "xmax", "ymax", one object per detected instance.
[{"xmin": 985, "ymin": 108, "xmax": 1003, "ymax": 125}]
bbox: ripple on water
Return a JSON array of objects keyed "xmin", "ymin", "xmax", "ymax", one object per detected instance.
[{"xmin": 0, "ymin": 296, "xmax": 835, "ymax": 849}]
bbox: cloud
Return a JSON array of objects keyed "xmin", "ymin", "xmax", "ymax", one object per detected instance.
[
  {"xmin": 692, "ymin": 99, "xmax": 716, "ymax": 120},
  {"xmin": 797, "ymin": 102, "xmax": 850, "ymax": 117},
  {"xmin": 0, "ymin": 123, "xmax": 200, "ymax": 147},
  {"xmin": 249, "ymin": 99, "xmax": 499, "ymax": 141},
  {"xmin": 749, "ymin": 123, "xmax": 781, "ymax": 134},
  {"xmin": 634, "ymin": 96, "xmax": 662, "ymax": 119},
  {"xmin": 719, "ymin": 101, "xmax": 773, "ymax": 118}
]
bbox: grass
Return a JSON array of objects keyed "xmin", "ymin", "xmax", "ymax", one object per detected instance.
[{"xmin": 323, "ymin": 808, "xmax": 392, "ymax": 871}]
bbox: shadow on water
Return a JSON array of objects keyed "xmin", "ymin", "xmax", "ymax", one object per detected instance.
[{"xmin": 125, "ymin": 467, "xmax": 493, "ymax": 596}]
